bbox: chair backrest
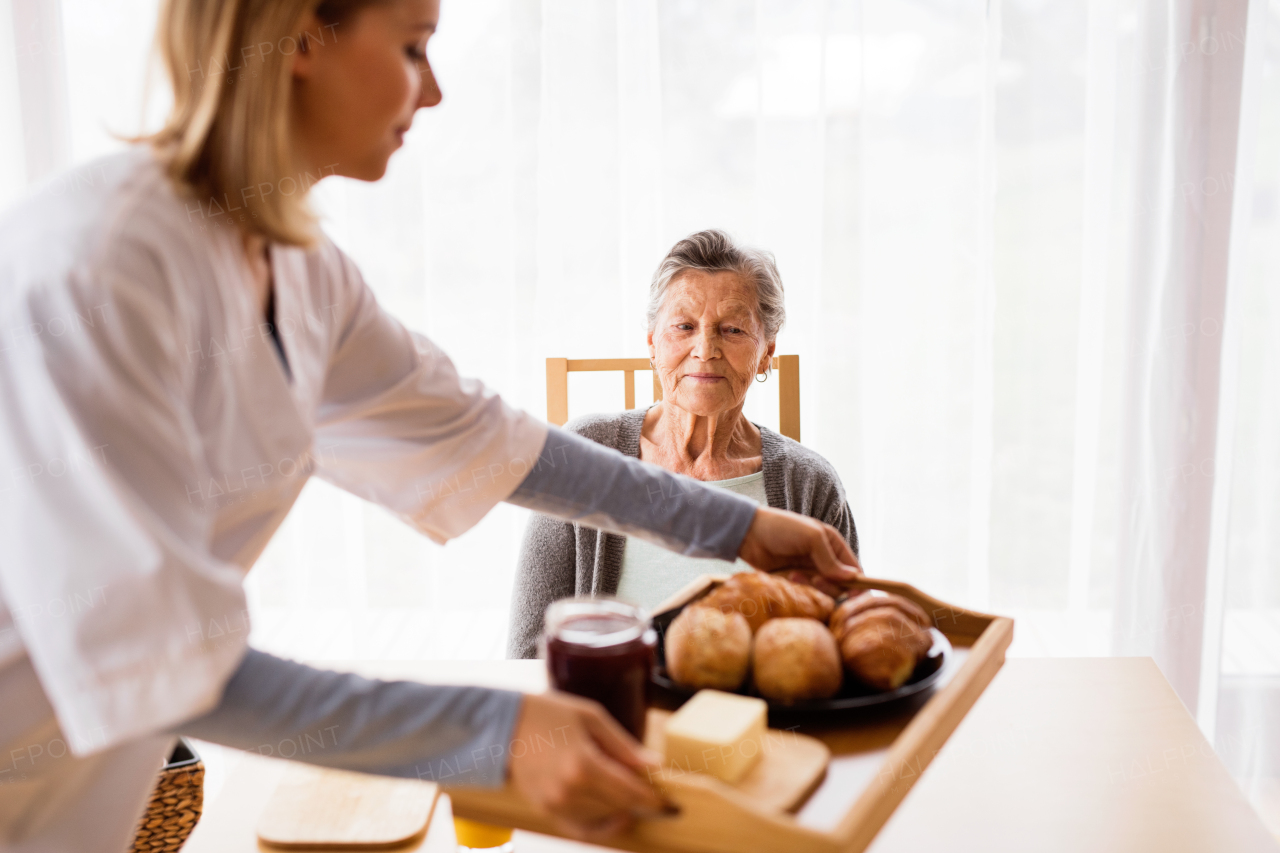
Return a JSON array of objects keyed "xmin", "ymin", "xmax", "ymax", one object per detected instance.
[{"xmin": 545, "ymin": 355, "xmax": 801, "ymax": 441}]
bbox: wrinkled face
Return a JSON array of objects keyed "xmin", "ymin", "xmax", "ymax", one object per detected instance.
[
  {"xmin": 648, "ymin": 270, "xmax": 774, "ymax": 418},
  {"xmin": 291, "ymin": 0, "xmax": 441, "ymax": 180}
]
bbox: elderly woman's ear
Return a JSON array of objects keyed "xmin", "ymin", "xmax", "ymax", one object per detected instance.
[{"xmin": 758, "ymin": 341, "xmax": 776, "ymax": 376}]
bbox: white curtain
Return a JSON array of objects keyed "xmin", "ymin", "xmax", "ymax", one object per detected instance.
[
  {"xmin": 3, "ymin": 0, "xmax": 1279, "ymax": 823},
  {"xmin": 1111, "ymin": 0, "xmax": 1248, "ymax": 711},
  {"xmin": 1213, "ymin": 0, "xmax": 1280, "ymax": 813}
]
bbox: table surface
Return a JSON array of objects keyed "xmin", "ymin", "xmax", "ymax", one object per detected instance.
[{"xmin": 185, "ymin": 657, "xmax": 1279, "ymax": 853}]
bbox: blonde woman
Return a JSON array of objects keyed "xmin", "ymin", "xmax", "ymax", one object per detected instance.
[{"xmin": 0, "ymin": 0, "xmax": 860, "ymax": 849}]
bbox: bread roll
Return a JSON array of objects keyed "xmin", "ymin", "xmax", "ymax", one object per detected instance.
[
  {"xmin": 698, "ymin": 572, "xmax": 835, "ymax": 632},
  {"xmin": 830, "ymin": 593, "xmax": 933, "ymax": 691},
  {"xmin": 665, "ymin": 605, "xmax": 752, "ymax": 691},
  {"xmin": 752, "ymin": 618, "xmax": 842, "ymax": 703}
]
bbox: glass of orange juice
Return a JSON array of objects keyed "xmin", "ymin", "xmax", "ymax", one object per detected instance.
[{"xmin": 453, "ymin": 816, "xmax": 514, "ymax": 852}]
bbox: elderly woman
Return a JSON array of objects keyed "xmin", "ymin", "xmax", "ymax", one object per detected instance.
[{"xmin": 508, "ymin": 229, "xmax": 858, "ymax": 658}]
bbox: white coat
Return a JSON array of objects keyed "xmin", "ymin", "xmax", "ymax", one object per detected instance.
[{"xmin": 0, "ymin": 148, "xmax": 547, "ymax": 849}]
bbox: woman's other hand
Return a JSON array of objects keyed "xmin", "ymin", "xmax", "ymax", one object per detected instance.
[
  {"xmin": 507, "ymin": 692, "xmax": 666, "ymax": 841},
  {"xmin": 738, "ymin": 506, "xmax": 862, "ymax": 583}
]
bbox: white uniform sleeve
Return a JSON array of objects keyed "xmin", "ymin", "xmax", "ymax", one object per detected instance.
[
  {"xmin": 313, "ymin": 256, "xmax": 547, "ymax": 542},
  {"xmin": 0, "ymin": 256, "xmax": 248, "ymax": 755}
]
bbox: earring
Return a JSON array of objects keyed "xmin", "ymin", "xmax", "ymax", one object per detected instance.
[
  {"xmin": 650, "ymin": 359, "xmax": 655, "ymax": 370},
  {"xmin": 755, "ymin": 370, "xmax": 768, "ymax": 383}
]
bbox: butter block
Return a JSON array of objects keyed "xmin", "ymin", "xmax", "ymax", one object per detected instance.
[{"xmin": 663, "ymin": 689, "xmax": 767, "ymax": 783}]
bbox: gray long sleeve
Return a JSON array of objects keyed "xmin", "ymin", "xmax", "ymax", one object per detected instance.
[
  {"xmin": 176, "ymin": 649, "xmax": 522, "ymax": 787},
  {"xmin": 506, "ymin": 426, "xmax": 758, "ymax": 562}
]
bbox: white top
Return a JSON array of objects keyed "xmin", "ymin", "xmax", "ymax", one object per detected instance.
[
  {"xmin": 0, "ymin": 149, "xmax": 547, "ymax": 753},
  {"xmin": 615, "ymin": 471, "xmax": 766, "ymax": 611}
]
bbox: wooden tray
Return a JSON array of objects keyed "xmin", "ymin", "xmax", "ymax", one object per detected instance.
[{"xmin": 449, "ymin": 573, "xmax": 1013, "ymax": 853}]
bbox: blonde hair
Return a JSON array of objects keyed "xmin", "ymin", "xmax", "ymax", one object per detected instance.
[{"xmin": 146, "ymin": 0, "xmax": 379, "ymax": 245}]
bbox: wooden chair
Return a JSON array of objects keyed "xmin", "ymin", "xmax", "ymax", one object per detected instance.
[{"xmin": 545, "ymin": 355, "xmax": 801, "ymax": 441}]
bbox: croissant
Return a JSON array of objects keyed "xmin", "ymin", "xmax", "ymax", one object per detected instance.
[
  {"xmin": 830, "ymin": 592, "xmax": 931, "ymax": 632},
  {"xmin": 829, "ymin": 593, "xmax": 933, "ymax": 691},
  {"xmin": 697, "ymin": 571, "xmax": 834, "ymax": 632}
]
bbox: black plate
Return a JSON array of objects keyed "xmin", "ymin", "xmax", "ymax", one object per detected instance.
[{"xmin": 650, "ymin": 604, "xmax": 952, "ymax": 718}]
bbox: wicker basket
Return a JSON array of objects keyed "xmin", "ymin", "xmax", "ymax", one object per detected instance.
[{"xmin": 130, "ymin": 739, "xmax": 204, "ymax": 852}]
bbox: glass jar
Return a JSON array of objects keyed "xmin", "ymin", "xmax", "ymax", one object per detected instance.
[{"xmin": 543, "ymin": 597, "xmax": 657, "ymax": 740}]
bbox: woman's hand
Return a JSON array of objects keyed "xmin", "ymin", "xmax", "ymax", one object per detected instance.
[
  {"xmin": 779, "ymin": 568, "xmax": 858, "ymax": 599},
  {"xmin": 738, "ymin": 507, "xmax": 862, "ymax": 584},
  {"xmin": 507, "ymin": 691, "xmax": 666, "ymax": 841}
]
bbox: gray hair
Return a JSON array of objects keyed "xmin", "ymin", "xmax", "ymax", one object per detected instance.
[{"xmin": 646, "ymin": 229, "xmax": 786, "ymax": 341}]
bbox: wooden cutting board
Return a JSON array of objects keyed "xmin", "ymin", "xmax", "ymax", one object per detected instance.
[
  {"xmin": 643, "ymin": 708, "xmax": 830, "ymax": 812},
  {"xmin": 256, "ymin": 763, "xmax": 438, "ymax": 849}
]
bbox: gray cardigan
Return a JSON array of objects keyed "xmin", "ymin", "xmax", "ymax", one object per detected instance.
[{"xmin": 506, "ymin": 409, "xmax": 859, "ymax": 659}]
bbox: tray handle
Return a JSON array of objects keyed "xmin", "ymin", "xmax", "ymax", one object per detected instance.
[
  {"xmin": 839, "ymin": 576, "xmax": 994, "ymax": 642},
  {"xmin": 449, "ymin": 772, "xmax": 842, "ymax": 853}
]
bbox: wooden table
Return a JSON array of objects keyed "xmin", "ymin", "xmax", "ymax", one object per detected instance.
[{"xmin": 185, "ymin": 658, "xmax": 1278, "ymax": 853}]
